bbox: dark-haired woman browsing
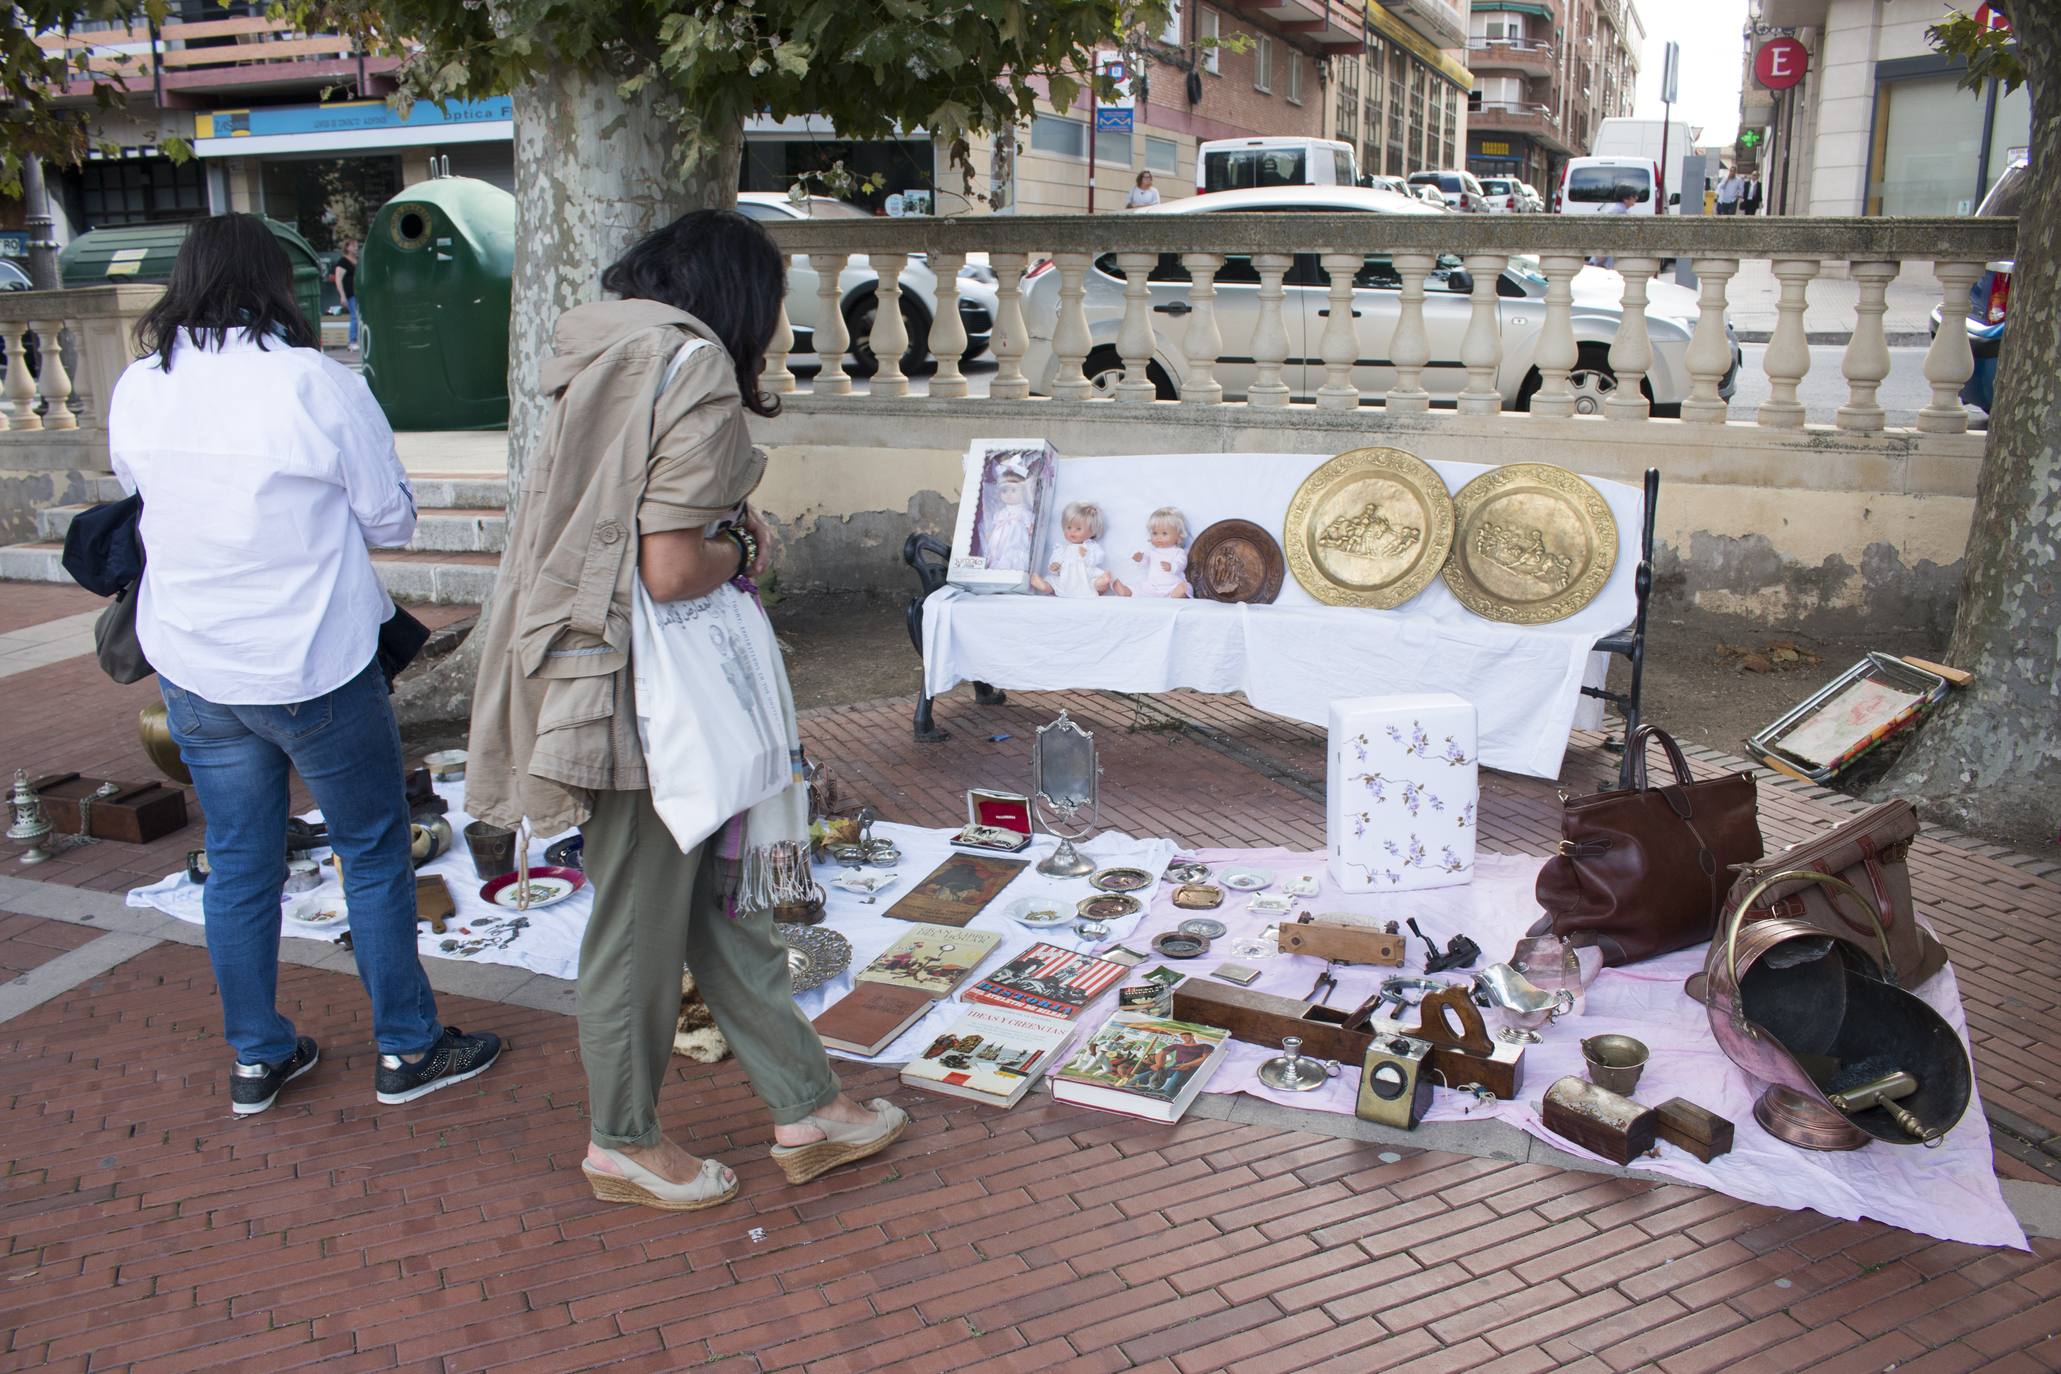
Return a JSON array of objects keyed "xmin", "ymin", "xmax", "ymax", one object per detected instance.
[
  {"xmin": 467, "ymin": 208, "xmax": 904, "ymax": 1210},
  {"xmin": 108, "ymin": 214, "xmax": 501, "ymax": 1116}
]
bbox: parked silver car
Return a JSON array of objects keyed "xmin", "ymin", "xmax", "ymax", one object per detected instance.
[
  {"xmin": 1019, "ymin": 185, "xmax": 1739, "ymax": 413},
  {"xmin": 736, "ymin": 192, "xmax": 998, "ymax": 375}
]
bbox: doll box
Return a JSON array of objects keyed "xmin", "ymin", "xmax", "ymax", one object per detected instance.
[
  {"xmin": 1325, "ymin": 693, "xmax": 1479, "ymax": 894},
  {"xmin": 948, "ymin": 439, "xmax": 1059, "ymax": 595}
]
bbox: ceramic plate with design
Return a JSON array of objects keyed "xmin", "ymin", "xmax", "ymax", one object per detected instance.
[
  {"xmin": 1007, "ymin": 896, "xmax": 1073, "ymax": 927},
  {"xmin": 1090, "ymin": 866, "xmax": 1153, "ymax": 893},
  {"xmin": 1220, "ymin": 866, "xmax": 1274, "ymax": 892},
  {"xmin": 1077, "ymin": 893, "xmax": 1143, "ymax": 921},
  {"xmin": 779, "ymin": 923, "xmax": 852, "ymax": 993},
  {"xmin": 480, "ymin": 866, "xmax": 587, "ymax": 909}
]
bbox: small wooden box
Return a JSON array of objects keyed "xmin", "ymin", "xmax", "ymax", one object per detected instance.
[
  {"xmin": 1655, "ymin": 1097, "xmax": 1734, "ymax": 1162},
  {"xmin": 1278, "ymin": 916, "xmax": 1405, "ymax": 967},
  {"xmin": 30, "ymin": 773, "xmax": 189, "ymax": 845},
  {"xmin": 1542, "ymin": 1077, "xmax": 1657, "ymax": 1166}
]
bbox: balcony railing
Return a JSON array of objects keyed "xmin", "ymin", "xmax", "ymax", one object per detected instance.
[
  {"xmin": 36, "ymin": 14, "xmax": 376, "ymax": 92},
  {"xmin": 756, "ymin": 213, "xmax": 2011, "ymax": 441},
  {"xmin": 1465, "ymin": 38, "xmax": 1557, "ymax": 74}
]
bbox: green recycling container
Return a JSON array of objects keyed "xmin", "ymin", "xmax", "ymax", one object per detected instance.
[
  {"xmin": 359, "ymin": 176, "xmax": 514, "ymax": 430},
  {"xmin": 59, "ymin": 217, "xmax": 325, "ymax": 329}
]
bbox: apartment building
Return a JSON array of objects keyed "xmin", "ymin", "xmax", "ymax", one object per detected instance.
[
  {"xmin": 1326, "ymin": 2, "xmax": 1477, "ymax": 180},
  {"xmin": 1463, "ymin": 0, "xmax": 1640, "ymax": 194},
  {"xmin": 1743, "ymin": 0, "xmax": 2029, "ymax": 216}
]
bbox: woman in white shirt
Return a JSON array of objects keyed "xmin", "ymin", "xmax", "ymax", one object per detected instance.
[
  {"xmin": 109, "ymin": 214, "xmax": 499, "ymax": 1117},
  {"xmin": 1126, "ymin": 171, "xmax": 1161, "ymax": 209}
]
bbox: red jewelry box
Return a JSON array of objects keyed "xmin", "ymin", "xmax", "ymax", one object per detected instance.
[{"xmin": 954, "ymin": 789, "xmax": 1032, "ymax": 852}]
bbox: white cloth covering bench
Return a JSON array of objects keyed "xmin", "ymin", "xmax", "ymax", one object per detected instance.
[{"xmin": 912, "ymin": 451, "xmax": 1657, "ymax": 782}]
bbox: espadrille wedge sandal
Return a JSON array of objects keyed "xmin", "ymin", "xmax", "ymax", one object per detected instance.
[
  {"xmin": 582, "ymin": 1148, "xmax": 738, "ymax": 1210},
  {"xmin": 770, "ymin": 1098, "xmax": 909, "ymax": 1185}
]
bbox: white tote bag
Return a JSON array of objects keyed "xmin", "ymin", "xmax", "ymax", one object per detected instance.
[{"xmin": 630, "ymin": 572, "xmax": 795, "ymax": 855}]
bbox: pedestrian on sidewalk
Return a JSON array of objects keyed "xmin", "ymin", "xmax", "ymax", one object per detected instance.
[
  {"xmin": 1716, "ymin": 167, "xmax": 1744, "ymax": 216},
  {"xmin": 334, "ymin": 238, "xmax": 359, "ymax": 348},
  {"xmin": 1743, "ymin": 174, "xmax": 1764, "ymax": 216},
  {"xmin": 108, "ymin": 214, "xmax": 502, "ymax": 1118},
  {"xmin": 1126, "ymin": 170, "xmax": 1161, "ymax": 209},
  {"xmin": 466, "ymin": 208, "xmax": 906, "ymax": 1213}
]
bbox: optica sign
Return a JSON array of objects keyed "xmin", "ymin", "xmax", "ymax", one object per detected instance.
[{"xmin": 1754, "ymin": 37, "xmax": 1808, "ymax": 90}]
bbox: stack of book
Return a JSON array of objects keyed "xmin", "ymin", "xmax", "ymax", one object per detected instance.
[
  {"xmin": 1051, "ymin": 1014, "xmax": 1231, "ymax": 1123},
  {"xmin": 812, "ymin": 925, "xmax": 1003, "ymax": 1057},
  {"xmin": 901, "ymin": 943, "xmax": 1130, "ymax": 1109}
]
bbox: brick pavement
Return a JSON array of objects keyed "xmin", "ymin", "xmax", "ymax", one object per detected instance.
[{"xmin": 3, "ymin": 614, "xmax": 2060, "ymax": 1368}]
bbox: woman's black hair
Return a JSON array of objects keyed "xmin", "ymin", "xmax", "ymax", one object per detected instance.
[
  {"xmin": 135, "ymin": 213, "xmax": 317, "ymax": 372},
  {"xmin": 601, "ymin": 208, "xmax": 784, "ymax": 418}
]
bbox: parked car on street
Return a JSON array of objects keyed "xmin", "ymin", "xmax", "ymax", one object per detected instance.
[
  {"xmin": 1928, "ymin": 155, "xmax": 2024, "ymax": 415},
  {"xmin": 1018, "ymin": 184, "xmax": 1738, "ymax": 412},
  {"xmin": 1478, "ymin": 176, "xmax": 1527, "ymax": 213},
  {"xmin": 1197, "ymin": 137, "xmax": 1358, "ymax": 194},
  {"xmin": 736, "ymin": 191, "xmax": 998, "ymax": 376},
  {"xmin": 1407, "ymin": 169, "xmax": 1488, "ymax": 213},
  {"xmin": 1518, "ymin": 182, "xmax": 1547, "ymax": 212},
  {"xmin": 1363, "ymin": 174, "xmax": 1413, "ymax": 197}
]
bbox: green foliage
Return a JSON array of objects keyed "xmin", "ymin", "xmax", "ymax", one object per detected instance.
[
  {"xmin": 0, "ymin": 1, "xmax": 169, "ymax": 196},
  {"xmin": 305, "ymin": 0, "xmax": 1170, "ymax": 184},
  {"xmin": 1927, "ymin": 9, "xmax": 2027, "ymax": 94}
]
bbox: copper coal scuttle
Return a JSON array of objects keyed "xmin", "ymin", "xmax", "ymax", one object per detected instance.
[{"xmin": 1695, "ymin": 869, "xmax": 1971, "ymax": 1152}]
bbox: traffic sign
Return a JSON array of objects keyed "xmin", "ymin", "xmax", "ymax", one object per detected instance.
[{"xmin": 1754, "ymin": 36, "xmax": 1808, "ymax": 90}]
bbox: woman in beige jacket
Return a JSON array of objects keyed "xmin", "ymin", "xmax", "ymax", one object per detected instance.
[{"xmin": 467, "ymin": 210, "xmax": 904, "ymax": 1210}]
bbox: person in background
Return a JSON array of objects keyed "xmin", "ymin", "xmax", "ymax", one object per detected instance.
[
  {"xmin": 1126, "ymin": 170, "xmax": 1161, "ymax": 210},
  {"xmin": 1715, "ymin": 168, "xmax": 1745, "ymax": 216},
  {"xmin": 1588, "ymin": 186, "xmax": 1640, "ymax": 269},
  {"xmin": 108, "ymin": 214, "xmax": 502, "ymax": 1118},
  {"xmin": 466, "ymin": 208, "xmax": 905, "ymax": 1212},
  {"xmin": 1743, "ymin": 173, "xmax": 1765, "ymax": 216},
  {"xmin": 333, "ymin": 238, "xmax": 359, "ymax": 348}
]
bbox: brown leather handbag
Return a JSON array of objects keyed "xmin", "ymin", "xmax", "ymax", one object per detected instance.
[
  {"xmin": 1532, "ymin": 725, "xmax": 1764, "ymax": 966},
  {"xmin": 1727, "ymin": 798, "xmax": 1945, "ymax": 989}
]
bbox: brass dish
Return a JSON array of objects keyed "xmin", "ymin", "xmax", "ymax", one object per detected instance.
[
  {"xmin": 1187, "ymin": 520, "xmax": 1286, "ymax": 604},
  {"xmin": 1443, "ymin": 463, "xmax": 1618, "ymax": 624},
  {"xmin": 1090, "ymin": 866, "xmax": 1153, "ymax": 893},
  {"xmin": 1171, "ymin": 883, "xmax": 1224, "ymax": 910},
  {"xmin": 1283, "ymin": 447, "xmax": 1455, "ymax": 608},
  {"xmin": 139, "ymin": 703, "xmax": 193, "ymax": 786},
  {"xmin": 1077, "ymin": 893, "xmax": 1142, "ymax": 921}
]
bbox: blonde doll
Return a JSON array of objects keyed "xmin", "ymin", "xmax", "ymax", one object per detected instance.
[
  {"xmin": 1032, "ymin": 501, "xmax": 1112, "ymax": 597},
  {"xmin": 1119, "ymin": 506, "xmax": 1190, "ymax": 598}
]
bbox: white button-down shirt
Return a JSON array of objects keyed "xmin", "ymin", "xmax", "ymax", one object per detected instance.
[{"xmin": 109, "ymin": 328, "xmax": 416, "ymax": 705}]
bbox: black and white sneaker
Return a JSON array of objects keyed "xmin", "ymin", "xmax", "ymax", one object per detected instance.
[
  {"xmin": 231, "ymin": 1036, "xmax": 320, "ymax": 1116},
  {"xmin": 374, "ymin": 1027, "xmax": 502, "ymax": 1105}
]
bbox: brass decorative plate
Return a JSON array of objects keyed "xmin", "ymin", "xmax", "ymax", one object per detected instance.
[
  {"xmin": 1443, "ymin": 463, "xmax": 1618, "ymax": 624},
  {"xmin": 1187, "ymin": 520, "xmax": 1286, "ymax": 604},
  {"xmin": 1284, "ymin": 447, "xmax": 1456, "ymax": 608}
]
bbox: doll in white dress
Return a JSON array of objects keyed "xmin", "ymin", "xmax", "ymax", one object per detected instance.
[
  {"xmin": 1118, "ymin": 506, "xmax": 1191, "ymax": 598},
  {"xmin": 1032, "ymin": 501, "xmax": 1113, "ymax": 597},
  {"xmin": 979, "ymin": 464, "xmax": 1036, "ymax": 574}
]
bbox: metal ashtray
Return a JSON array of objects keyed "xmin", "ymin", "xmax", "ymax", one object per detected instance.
[
  {"xmin": 283, "ymin": 858, "xmax": 323, "ymax": 894},
  {"xmin": 1582, "ymin": 1034, "xmax": 1650, "ymax": 1095},
  {"xmin": 1076, "ymin": 919, "xmax": 1113, "ymax": 941},
  {"xmin": 1163, "ymin": 860, "xmax": 1211, "ymax": 885},
  {"xmin": 1177, "ymin": 918, "xmax": 1228, "ymax": 941},
  {"xmin": 831, "ymin": 844, "xmax": 868, "ymax": 869},
  {"xmin": 1171, "ymin": 883, "xmax": 1224, "ymax": 910},
  {"xmin": 1152, "ymin": 931, "xmax": 1209, "ymax": 960},
  {"xmin": 864, "ymin": 839, "xmax": 902, "ymax": 866}
]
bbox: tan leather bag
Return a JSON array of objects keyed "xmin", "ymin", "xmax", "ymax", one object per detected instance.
[
  {"xmin": 1532, "ymin": 726, "xmax": 1765, "ymax": 967},
  {"xmin": 1728, "ymin": 798, "xmax": 1945, "ymax": 989}
]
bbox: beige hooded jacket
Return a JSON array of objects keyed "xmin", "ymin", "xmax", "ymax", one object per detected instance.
[{"xmin": 464, "ymin": 299, "xmax": 764, "ymax": 833}]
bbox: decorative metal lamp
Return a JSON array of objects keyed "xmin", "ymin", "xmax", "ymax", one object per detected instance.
[
  {"xmin": 1030, "ymin": 711, "xmax": 1100, "ymax": 878},
  {"xmin": 7, "ymin": 769, "xmax": 54, "ymax": 866}
]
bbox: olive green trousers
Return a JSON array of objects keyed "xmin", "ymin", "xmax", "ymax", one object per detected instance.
[{"xmin": 578, "ymin": 788, "xmax": 840, "ymax": 1147}]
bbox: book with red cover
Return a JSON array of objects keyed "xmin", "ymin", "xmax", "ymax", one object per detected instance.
[
  {"xmin": 812, "ymin": 981, "xmax": 935, "ymax": 1057},
  {"xmin": 960, "ymin": 943, "xmax": 1129, "ymax": 1022}
]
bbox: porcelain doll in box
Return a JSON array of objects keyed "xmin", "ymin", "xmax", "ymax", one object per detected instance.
[
  {"xmin": 1118, "ymin": 506, "xmax": 1191, "ymax": 598},
  {"xmin": 978, "ymin": 458, "xmax": 1037, "ymax": 575},
  {"xmin": 949, "ymin": 440, "xmax": 1056, "ymax": 594},
  {"xmin": 1032, "ymin": 501, "xmax": 1113, "ymax": 597}
]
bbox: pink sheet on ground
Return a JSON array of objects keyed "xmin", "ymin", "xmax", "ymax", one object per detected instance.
[{"xmin": 1123, "ymin": 846, "xmax": 2026, "ymax": 1250}]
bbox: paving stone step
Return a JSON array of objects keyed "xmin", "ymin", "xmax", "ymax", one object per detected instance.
[
  {"xmin": 35, "ymin": 478, "xmax": 507, "ymax": 550},
  {"xmin": 0, "ymin": 539, "xmax": 501, "ymax": 606}
]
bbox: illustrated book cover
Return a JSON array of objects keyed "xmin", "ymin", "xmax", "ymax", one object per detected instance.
[
  {"xmin": 881, "ymin": 854, "xmax": 1028, "ymax": 928},
  {"xmin": 898, "ymin": 1005, "xmax": 1078, "ymax": 1108},
  {"xmin": 811, "ymin": 981, "xmax": 936, "ymax": 1057},
  {"xmin": 1051, "ymin": 1014, "xmax": 1231, "ymax": 1123},
  {"xmin": 854, "ymin": 924, "xmax": 1002, "ymax": 997},
  {"xmin": 961, "ymin": 942, "xmax": 1129, "ymax": 1021}
]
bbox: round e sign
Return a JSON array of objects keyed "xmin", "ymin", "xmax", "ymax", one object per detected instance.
[{"xmin": 1755, "ymin": 37, "xmax": 1808, "ymax": 90}]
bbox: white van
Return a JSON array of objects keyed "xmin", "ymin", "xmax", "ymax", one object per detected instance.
[
  {"xmin": 1196, "ymin": 137, "xmax": 1358, "ymax": 195},
  {"xmin": 1557, "ymin": 156, "xmax": 1661, "ymax": 215}
]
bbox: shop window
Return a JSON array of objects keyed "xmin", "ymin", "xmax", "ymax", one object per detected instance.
[{"xmin": 1031, "ymin": 114, "xmax": 1087, "ymax": 158}]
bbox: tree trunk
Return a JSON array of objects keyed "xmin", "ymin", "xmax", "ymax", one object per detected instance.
[
  {"xmin": 1878, "ymin": 7, "xmax": 2059, "ymax": 845},
  {"xmin": 391, "ymin": 67, "xmax": 741, "ymax": 728}
]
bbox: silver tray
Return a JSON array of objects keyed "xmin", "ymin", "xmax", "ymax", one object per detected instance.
[{"xmin": 779, "ymin": 923, "xmax": 852, "ymax": 994}]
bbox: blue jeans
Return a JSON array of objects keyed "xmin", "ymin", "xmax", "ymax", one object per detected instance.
[
  {"xmin": 161, "ymin": 660, "xmax": 441, "ymax": 1065},
  {"xmin": 346, "ymin": 296, "xmax": 359, "ymax": 347}
]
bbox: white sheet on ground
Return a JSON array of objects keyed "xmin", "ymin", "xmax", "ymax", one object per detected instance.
[{"xmin": 922, "ymin": 452, "xmax": 1634, "ymax": 779}]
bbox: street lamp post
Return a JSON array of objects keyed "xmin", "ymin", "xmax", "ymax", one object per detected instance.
[{"xmin": 20, "ymin": 156, "xmax": 60, "ymax": 291}]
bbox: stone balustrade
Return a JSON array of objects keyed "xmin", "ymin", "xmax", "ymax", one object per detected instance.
[
  {"xmin": 0, "ymin": 285, "xmax": 163, "ymax": 435},
  {"xmin": 760, "ymin": 213, "xmax": 2014, "ymax": 442}
]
